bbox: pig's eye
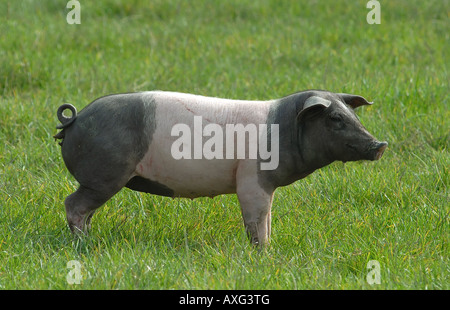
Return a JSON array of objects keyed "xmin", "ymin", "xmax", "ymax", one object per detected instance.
[
  {"xmin": 329, "ymin": 114, "xmax": 345, "ymax": 129},
  {"xmin": 329, "ymin": 114, "xmax": 342, "ymax": 122}
]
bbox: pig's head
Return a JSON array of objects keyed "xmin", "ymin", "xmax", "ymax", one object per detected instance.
[{"xmin": 297, "ymin": 92, "xmax": 388, "ymax": 166}]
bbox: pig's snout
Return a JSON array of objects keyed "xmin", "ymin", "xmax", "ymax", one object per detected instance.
[
  {"xmin": 349, "ymin": 140, "xmax": 388, "ymax": 161},
  {"xmin": 371, "ymin": 141, "xmax": 388, "ymax": 160}
]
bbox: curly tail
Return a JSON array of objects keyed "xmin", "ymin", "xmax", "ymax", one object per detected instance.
[{"xmin": 53, "ymin": 103, "xmax": 77, "ymax": 145}]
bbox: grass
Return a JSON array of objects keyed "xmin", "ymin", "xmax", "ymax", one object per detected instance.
[{"xmin": 0, "ymin": 0, "xmax": 448, "ymax": 289}]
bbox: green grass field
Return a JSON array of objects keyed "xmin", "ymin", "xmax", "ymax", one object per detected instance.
[{"xmin": 0, "ymin": 0, "xmax": 448, "ymax": 290}]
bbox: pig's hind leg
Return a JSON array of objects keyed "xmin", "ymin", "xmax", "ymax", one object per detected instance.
[
  {"xmin": 64, "ymin": 185, "xmax": 121, "ymax": 233},
  {"xmin": 63, "ymin": 161, "xmax": 134, "ymax": 234}
]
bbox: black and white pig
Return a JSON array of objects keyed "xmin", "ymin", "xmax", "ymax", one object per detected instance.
[{"xmin": 54, "ymin": 90, "xmax": 387, "ymax": 245}]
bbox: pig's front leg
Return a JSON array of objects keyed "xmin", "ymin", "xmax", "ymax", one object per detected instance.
[{"xmin": 236, "ymin": 163, "xmax": 274, "ymax": 246}]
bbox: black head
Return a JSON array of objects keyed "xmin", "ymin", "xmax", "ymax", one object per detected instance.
[{"xmin": 296, "ymin": 92, "xmax": 388, "ymax": 165}]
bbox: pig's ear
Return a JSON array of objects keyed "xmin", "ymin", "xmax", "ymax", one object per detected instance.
[
  {"xmin": 297, "ymin": 96, "xmax": 331, "ymax": 120},
  {"xmin": 338, "ymin": 93, "xmax": 373, "ymax": 109}
]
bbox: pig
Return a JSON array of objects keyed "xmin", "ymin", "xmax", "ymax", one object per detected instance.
[{"xmin": 54, "ymin": 90, "xmax": 388, "ymax": 246}]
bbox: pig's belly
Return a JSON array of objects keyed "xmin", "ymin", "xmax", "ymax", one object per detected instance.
[{"xmin": 132, "ymin": 148, "xmax": 239, "ymax": 198}]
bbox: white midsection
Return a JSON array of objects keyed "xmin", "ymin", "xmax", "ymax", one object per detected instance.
[{"xmin": 133, "ymin": 91, "xmax": 273, "ymax": 197}]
